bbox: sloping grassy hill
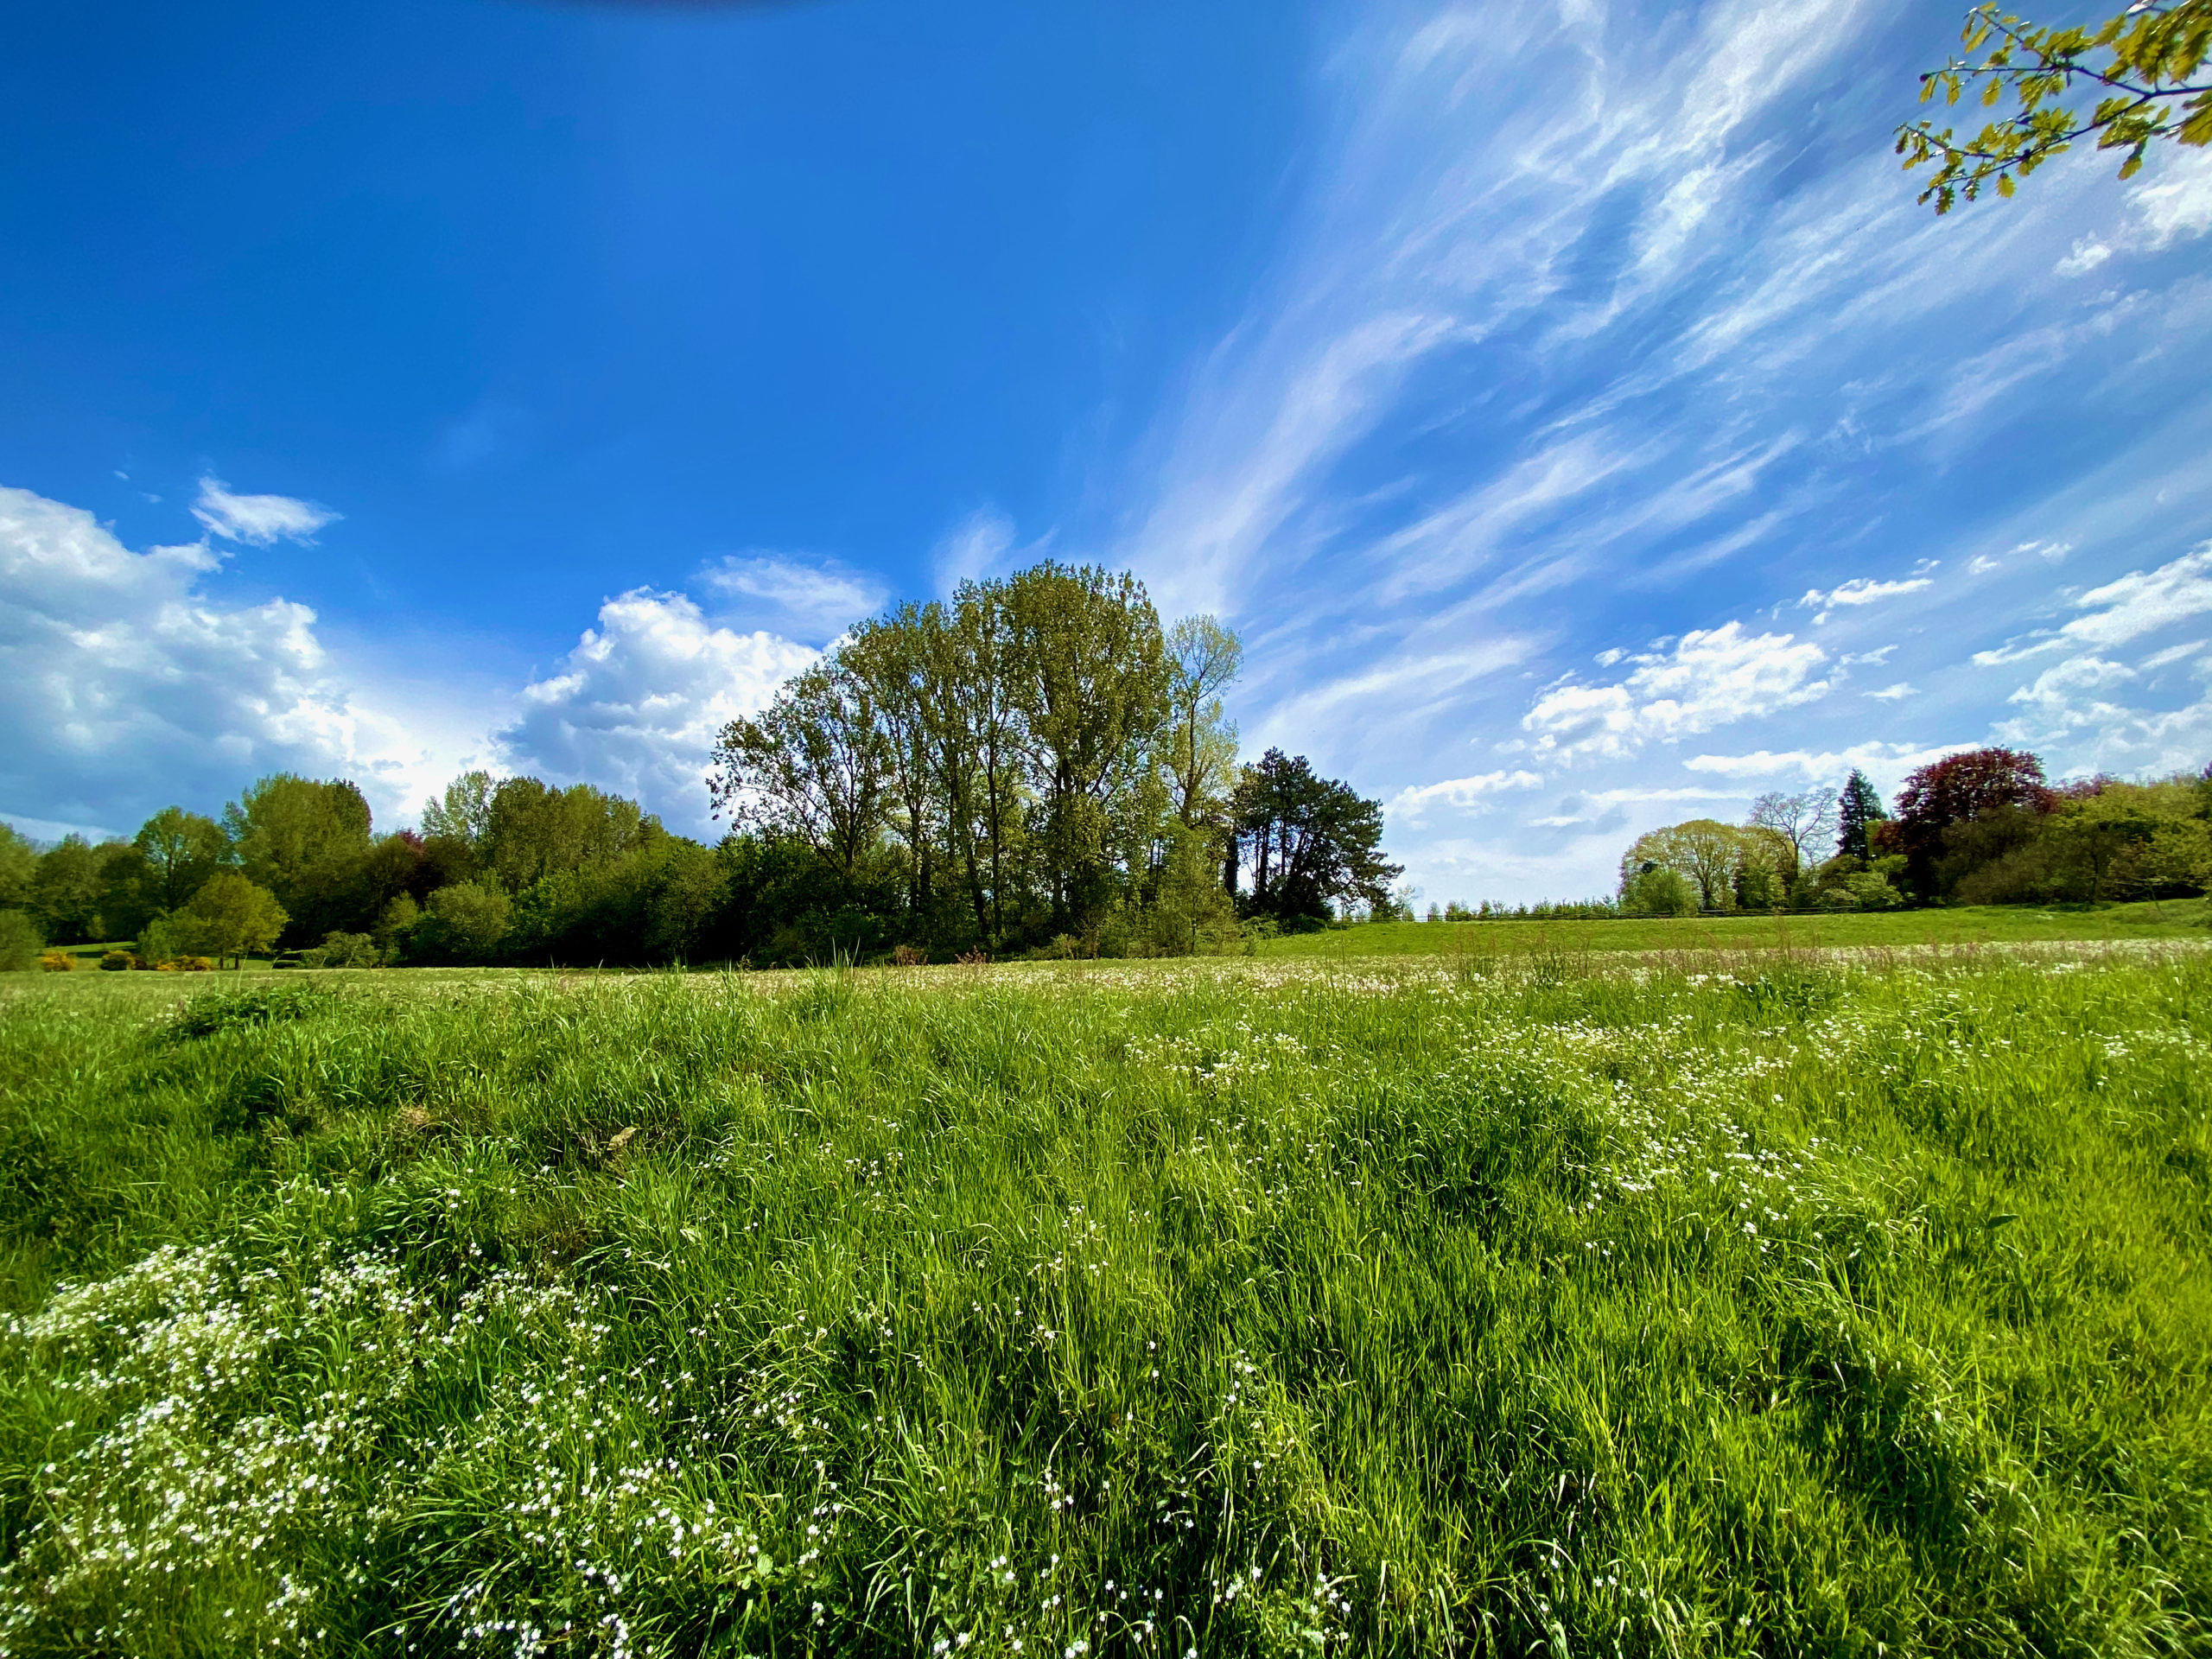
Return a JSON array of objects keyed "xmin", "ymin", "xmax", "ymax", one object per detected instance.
[{"xmin": 2, "ymin": 951, "xmax": 2209, "ymax": 1656}]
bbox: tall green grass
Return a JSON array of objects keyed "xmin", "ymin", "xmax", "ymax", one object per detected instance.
[{"xmin": 1, "ymin": 950, "xmax": 2209, "ymax": 1656}]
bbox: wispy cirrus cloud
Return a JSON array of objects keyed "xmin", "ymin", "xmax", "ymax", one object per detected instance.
[
  {"xmin": 1093, "ymin": 0, "xmax": 2212, "ymax": 903},
  {"xmin": 191, "ymin": 476, "xmax": 340, "ymax": 545},
  {"xmin": 696, "ymin": 551, "xmax": 887, "ymax": 644}
]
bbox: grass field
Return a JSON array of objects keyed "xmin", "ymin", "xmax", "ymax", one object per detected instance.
[
  {"xmin": 1253, "ymin": 898, "xmax": 2212, "ymax": 958},
  {"xmin": 3, "ymin": 945, "xmax": 2210, "ymax": 1656}
]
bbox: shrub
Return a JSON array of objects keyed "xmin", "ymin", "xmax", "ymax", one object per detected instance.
[
  {"xmin": 99, "ymin": 949, "xmax": 138, "ymax": 972},
  {"xmin": 36, "ymin": 951, "xmax": 73, "ymax": 973},
  {"xmin": 404, "ymin": 881, "xmax": 512, "ymax": 965},
  {"xmin": 300, "ymin": 931, "xmax": 380, "ymax": 969},
  {"xmin": 0, "ymin": 908, "xmax": 43, "ymax": 971}
]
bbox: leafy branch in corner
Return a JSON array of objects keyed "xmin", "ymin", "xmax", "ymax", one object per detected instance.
[{"xmin": 1897, "ymin": 1, "xmax": 2210, "ymax": 211}]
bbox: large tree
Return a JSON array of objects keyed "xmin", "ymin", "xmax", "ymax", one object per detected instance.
[
  {"xmin": 1003, "ymin": 563, "xmax": 1170, "ymax": 931},
  {"xmin": 1836, "ymin": 769, "xmax": 1891, "ymax": 862},
  {"xmin": 1231, "ymin": 750, "xmax": 1401, "ymax": 923},
  {"xmin": 172, "ymin": 872, "xmax": 289, "ymax": 969},
  {"xmin": 30, "ymin": 836, "xmax": 106, "ymax": 943},
  {"xmin": 1747, "ymin": 789, "xmax": 1837, "ymax": 879},
  {"xmin": 422, "ymin": 770, "xmax": 496, "ymax": 850},
  {"xmin": 1891, "ymin": 747, "xmax": 2054, "ymax": 897},
  {"xmin": 710, "ymin": 661, "xmax": 889, "ymax": 885},
  {"xmin": 1898, "ymin": 2, "xmax": 2210, "ymax": 213},
  {"xmin": 1164, "ymin": 614, "xmax": 1243, "ymax": 830},
  {"xmin": 132, "ymin": 806, "xmax": 232, "ymax": 914},
  {"xmin": 224, "ymin": 774, "xmax": 374, "ymax": 943},
  {"xmin": 0, "ymin": 823, "xmax": 35, "ymax": 911},
  {"xmin": 481, "ymin": 778, "xmax": 653, "ymax": 893},
  {"xmin": 1620, "ymin": 820, "xmax": 1753, "ymax": 913}
]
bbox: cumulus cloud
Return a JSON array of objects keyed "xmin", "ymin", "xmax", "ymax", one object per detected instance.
[
  {"xmin": 0, "ymin": 483, "xmax": 467, "ymax": 834},
  {"xmin": 499, "ymin": 588, "xmax": 817, "ymax": 832},
  {"xmin": 191, "ymin": 476, "xmax": 340, "ymax": 545},
  {"xmin": 1519, "ymin": 622, "xmax": 1833, "ymax": 762},
  {"xmin": 696, "ymin": 552, "xmax": 887, "ymax": 643},
  {"xmin": 1990, "ymin": 646, "xmax": 2212, "ymax": 776},
  {"xmin": 1387, "ymin": 769, "xmax": 1542, "ymax": 823}
]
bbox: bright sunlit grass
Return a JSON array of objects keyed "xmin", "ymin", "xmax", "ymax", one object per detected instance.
[{"xmin": 3, "ymin": 945, "xmax": 2209, "ymax": 1656}]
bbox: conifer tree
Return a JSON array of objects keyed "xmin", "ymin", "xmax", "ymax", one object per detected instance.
[{"xmin": 1837, "ymin": 770, "xmax": 1891, "ymax": 861}]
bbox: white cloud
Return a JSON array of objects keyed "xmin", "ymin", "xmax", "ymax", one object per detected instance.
[
  {"xmin": 2055, "ymin": 238, "xmax": 2113, "ymax": 277},
  {"xmin": 697, "ymin": 552, "xmax": 887, "ymax": 644},
  {"xmin": 191, "ymin": 476, "xmax": 340, "ymax": 545},
  {"xmin": 499, "ymin": 588, "xmax": 816, "ymax": 833},
  {"xmin": 1839, "ymin": 645, "xmax": 1895, "ymax": 665},
  {"xmin": 0, "ymin": 483, "xmax": 468, "ymax": 834},
  {"xmin": 1986, "ymin": 649, "xmax": 2212, "ymax": 775},
  {"xmin": 932, "ymin": 506, "xmax": 1020, "ymax": 598},
  {"xmin": 2143, "ymin": 639, "xmax": 2208, "ymax": 671},
  {"xmin": 1970, "ymin": 544, "xmax": 2212, "ymax": 666},
  {"xmin": 1683, "ymin": 741, "xmax": 1969, "ymax": 785},
  {"xmin": 1387, "ymin": 769, "xmax": 1542, "ymax": 823},
  {"xmin": 1521, "ymin": 621, "xmax": 1833, "ymax": 762},
  {"xmin": 1864, "ymin": 682, "xmax": 1916, "ymax": 700},
  {"xmin": 2061, "ymin": 544, "xmax": 2212, "ymax": 649},
  {"xmin": 1797, "ymin": 573, "xmax": 1935, "ymax": 623},
  {"xmin": 2130, "ymin": 147, "xmax": 2212, "ymax": 249}
]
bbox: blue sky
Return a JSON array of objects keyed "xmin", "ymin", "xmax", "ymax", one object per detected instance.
[{"xmin": 3, "ymin": 0, "xmax": 2209, "ymax": 903}]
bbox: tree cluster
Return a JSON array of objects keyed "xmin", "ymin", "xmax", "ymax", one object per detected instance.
[
  {"xmin": 708, "ymin": 562, "xmax": 1399, "ymax": 962},
  {"xmin": 1611, "ymin": 750, "xmax": 2212, "ymax": 915},
  {"xmin": 0, "ymin": 771, "xmax": 727, "ymax": 970},
  {"xmin": 4, "ymin": 562, "xmax": 1405, "ymax": 969}
]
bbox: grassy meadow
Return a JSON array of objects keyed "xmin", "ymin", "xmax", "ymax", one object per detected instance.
[
  {"xmin": 3, "ymin": 944, "xmax": 2210, "ymax": 1657},
  {"xmin": 1252, "ymin": 898, "xmax": 2212, "ymax": 959}
]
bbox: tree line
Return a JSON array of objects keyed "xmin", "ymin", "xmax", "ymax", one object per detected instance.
[
  {"xmin": 0, "ymin": 562, "xmax": 1402, "ymax": 970},
  {"xmin": 1605, "ymin": 749, "xmax": 2212, "ymax": 918}
]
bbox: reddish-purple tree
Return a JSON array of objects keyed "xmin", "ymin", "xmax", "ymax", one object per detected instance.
[{"xmin": 1890, "ymin": 747, "xmax": 2054, "ymax": 895}]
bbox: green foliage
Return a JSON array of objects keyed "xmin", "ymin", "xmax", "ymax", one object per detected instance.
[
  {"xmin": 156, "ymin": 871, "xmax": 289, "ymax": 967},
  {"xmin": 1621, "ymin": 863, "xmax": 1699, "ymax": 917},
  {"xmin": 1837, "ymin": 767, "xmax": 1890, "ymax": 862},
  {"xmin": 131, "ymin": 806, "xmax": 232, "ymax": 914},
  {"xmin": 223, "ymin": 774, "xmax": 374, "ymax": 944},
  {"xmin": 1141, "ymin": 819, "xmax": 1243, "ymax": 955},
  {"xmin": 0, "ymin": 911, "xmax": 41, "ymax": 973},
  {"xmin": 1899, "ymin": 1, "xmax": 2212, "ymax": 213},
  {"xmin": 0, "ymin": 825, "xmax": 35, "ymax": 912},
  {"xmin": 1620, "ymin": 819, "xmax": 1775, "ymax": 912},
  {"xmin": 481, "ymin": 777, "xmax": 656, "ymax": 893},
  {"xmin": 420, "ymin": 768, "xmax": 495, "ymax": 849},
  {"xmin": 404, "ymin": 880, "xmax": 512, "ymax": 965},
  {"xmin": 1, "ymin": 954, "xmax": 2209, "ymax": 1654},
  {"xmin": 29, "ymin": 835, "xmax": 106, "ymax": 943},
  {"xmin": 713, "ymin": 563, "xmax": 1273, "ymax": 958},
  {"xmin": 299, "ymin": 931, "xmax": 381, "ymax": 969},
  {"xmin": 1231, "ymin": 749, "xmax": 1401, "ymax": 922}
]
